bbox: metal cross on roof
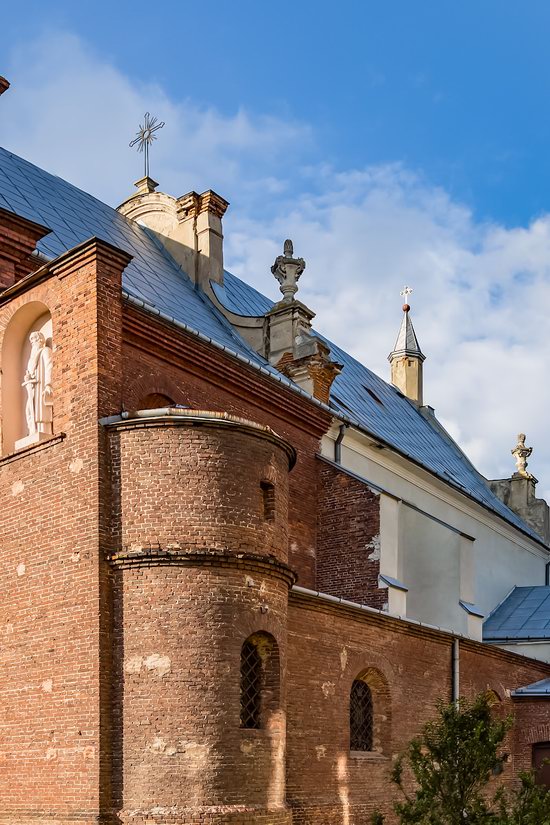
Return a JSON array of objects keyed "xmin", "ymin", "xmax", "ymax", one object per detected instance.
[
  {"xmin": 400, "ymin": 285, "xmax": 413, "ymax": 301},
  {"xmin": 129, "ymin": 112, "xmax": 165, "ymax": 178}
]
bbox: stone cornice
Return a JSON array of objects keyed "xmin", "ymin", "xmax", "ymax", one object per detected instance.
[
  {"xmin": 0, "ymin": 236, "xmax": 133, "ymax": 304},
  {"xmin": 108, "ymin": 546, "xmax": 297, "ymax": 586},
  {"xmin": 122, "ymin": 301, "xmax": 333, "ymax": 439},
  {"xmin": 101, "ymin": 408, "xmax": 297, "ymax": 469}
]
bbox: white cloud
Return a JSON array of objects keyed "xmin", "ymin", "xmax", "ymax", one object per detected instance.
[
  {"xmin": 2, "ymin": 31, "xmax": 550, "ymax": 496},
  {"xmin": 1, "ymin": 31, "xmax": 310, "ymax": 207}
]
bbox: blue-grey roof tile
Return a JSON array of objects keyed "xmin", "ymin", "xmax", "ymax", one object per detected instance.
[
  {"xmin": 484, "ymin": 587, "xmax": 550, "ymax": 640},
  {"xmin": 0, "ymin": 145, "xmax": 546, "ymax": 546},
  {"xmin": 213, "ymin": 272, "xmax": 545, "ymax": 543},
  {"xmin": 513, "ymin": 677, "xmax": 550, "ymax": 696}
]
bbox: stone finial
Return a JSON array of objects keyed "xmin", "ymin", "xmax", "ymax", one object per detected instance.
[
  {"xmin": 271, "ymin": 239, "xmax": 305, "ymax": 303},
  {"xmin": 512, "ymin": 433, "xmax": 534, "ymax": 480}
]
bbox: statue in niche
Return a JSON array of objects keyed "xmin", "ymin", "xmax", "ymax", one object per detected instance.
[
  {"xmin": 22, "ymin": 331, "xmax": 53, "ymax": 438},
  {"xmin": 511, "ymin": 433, "xmax": 534, "ymax": 479}
]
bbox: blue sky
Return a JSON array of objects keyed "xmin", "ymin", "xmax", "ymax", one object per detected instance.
[
  {"xmin": 2, "ymin": 2, "xmax": 550, "ymax": 489},
  {"xmin": 4, "ymin": 0, "xmax": 550, "ymax": 225}
]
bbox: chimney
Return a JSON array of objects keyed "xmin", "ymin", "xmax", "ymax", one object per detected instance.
[
  {"xmin": 264, "ymin": 240, "xmax": 342, "ymax": 404},
  {"xmin": 388, "ymin": 293, "xmax": 425, "ymax": 405},
  {"xmin": 0, "ymin": 206, "xmax": 51, "ymax": 290},
  {"xmin": 117, "ymin": 181, "xmax": 228, "ymax": 290}
]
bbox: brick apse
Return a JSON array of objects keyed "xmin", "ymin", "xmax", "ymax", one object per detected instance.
[{"xmin": 1, "ymin": 199, "xmax": 550, "ymax": 824}]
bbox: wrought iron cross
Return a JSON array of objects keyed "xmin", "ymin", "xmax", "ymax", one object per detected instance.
[
  {"xmin": 400, "ymin": 285, "xmax": 413, "ymax": 302},
  {"xmin": 129, "ymin": 112, "xmax": 165, "ymax": 178}
]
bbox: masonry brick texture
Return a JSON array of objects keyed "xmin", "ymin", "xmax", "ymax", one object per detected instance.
[
  {"xmin": 317, "ymin": 461, "xmax": 385, "ymax": 608},
  {"xmin": 1, "ymin": 220, "xmax": 550, "ymax": 824}
]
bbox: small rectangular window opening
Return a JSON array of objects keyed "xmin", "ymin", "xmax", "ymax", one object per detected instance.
[{"xmin": 261, "ymin": 481, "xmax": 275, "ymax": 522}]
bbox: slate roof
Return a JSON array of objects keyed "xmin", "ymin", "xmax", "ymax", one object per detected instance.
[
  {"xmin": 512, "ymin": 677, "xmax": 550, "ymax": 696},
  {"xmin": 483, "ymin": 586, "xmax": 550, "ymax": 641},
  {"xmin": 0, "ymin": 145, "xmax": 545, "ymax": 546}
]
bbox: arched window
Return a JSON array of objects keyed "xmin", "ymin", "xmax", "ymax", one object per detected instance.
[
  {"xmin": 350, "ymin": 679, "xmax": 374, "ymax": 751},
  {"xmin": 138, "ymin": 393, "xmax": 175, "ymax": 409},
  {"xmin": 349, "ymin": 668, "xmax": 391, "ymax": 755},
  {"xmin": 239, "ymin": 632, "xmax": 279, "ymax": 730}
]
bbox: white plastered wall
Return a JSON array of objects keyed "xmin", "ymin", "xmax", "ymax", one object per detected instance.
[
  {"xmin": 321, "ymin": 425, "xmax": 548, "ymax": 640},
  {"xmin": 493, "ymin": 641, "xmax": 550, "ymax": 662}
]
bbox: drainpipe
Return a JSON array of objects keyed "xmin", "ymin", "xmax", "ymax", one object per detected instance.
[
  {"xmin": 452, "ymin": 638, "xmax": 460, "ymax": 706},
  {"xmin": 334, "ymin": 423, "xmax": 347, "ymax": 464}
]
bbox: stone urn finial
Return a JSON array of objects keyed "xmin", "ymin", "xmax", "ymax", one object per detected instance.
[{"xmin": 271, "ymin": 239, "xmax": 305, "ymax": 303}]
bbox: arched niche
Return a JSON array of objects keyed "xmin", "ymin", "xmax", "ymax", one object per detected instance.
[{"xmin": 2, "ymin": 301, "xmax": 53, "ymax": 454}]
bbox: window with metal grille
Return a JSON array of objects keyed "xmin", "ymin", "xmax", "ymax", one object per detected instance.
[
  {"xmin": 240, "ymin": 639, "xmax": 262, "ymax": 728},
  {"xmin": 350, "ymin": 679, "xmax": 373, "ymax": 751}
]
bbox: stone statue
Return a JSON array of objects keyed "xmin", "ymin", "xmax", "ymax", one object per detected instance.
[
  {"xmin": 511, "ymin": 433, "xmax": 533, "ymax": 479},
  {"xmin": 22, "ymin": 331, "xmax": 53, "ymax": 439},
  {"xmin": 271, "ymin": 239, "xmax": 305, "ymax": 303}
]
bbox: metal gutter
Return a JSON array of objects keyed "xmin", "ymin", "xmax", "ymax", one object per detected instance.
[
  {"xmin": 291, "ymin": 584, "xmax": 468, "ymax": 640},
  {"xmin": 124, "ymin": 287, "xmax": 549, "ymax": 550}
]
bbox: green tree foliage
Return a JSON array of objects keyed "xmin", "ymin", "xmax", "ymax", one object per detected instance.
[{"xmin": 372, "ymin": 694, "xmax": 550, "ymax": 825}]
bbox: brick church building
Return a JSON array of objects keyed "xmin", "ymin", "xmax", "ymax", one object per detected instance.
[{"xmin": 2, "ymin": 78, "xmax": 550, "ymax": 824}]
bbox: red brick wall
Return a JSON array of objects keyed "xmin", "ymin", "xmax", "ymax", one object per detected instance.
[
  {"xmin": 286, "ymin": 592, "xmax": 550, "ymax": 825},
  {"xmin": 121, "ymin": 308, "xmax": 332, "ymax": 588},
  {"xmin": 108, "ymin": 420, "xmax": 290, "ymax": 561},
  {"xmin": 108, "ymin": 416, "xmax": 294, "ymax": 823},
  {"xmin": 513, "ymin": 699, "xmax": 550, "ymax": 779},
  {"xmin": 0, "ymin": 240, "xmax": 128, "ymax": 824},
  {"xmin": 3, "ymin": 244, "xmax": 550, "ymax": 825},
  {"xmin": 317, "ymin": 460, "xmax": 385, "ymax": 608}
]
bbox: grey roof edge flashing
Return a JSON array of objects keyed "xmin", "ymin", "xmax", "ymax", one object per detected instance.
[
  {"xmin": 290, "ymin": 587, "xmax": 550, "ymax": 666},
  {"xmin": 485, "ymin": 635, "xmax": 550, "ymax": 643},
  {"xmin": 379, "ymin": 574, "xmax": 408, "ymax": 592},
  {"xmin": 291, "ymin": 584, "xmax": 461, "ymax": 638},
  {"xmin": 512, "ymin": 678, "xmax": 550, "ymax": 697},
  {"xmin": 483, "ymin": 586, "xmax": 517, "ymax": 624},
  {"xmin": 318, "ymin": 455, "xmax": 476, "ymax": 540},
  {"xmin": 122, "ymin": 290, "xmax": 341, "ymax": 414},
  {"xmin": 389, "ymin": 347, "xmax": 426, "ymax": 362},
  {"xmin": 122, "ymin": 290, "xmax": 549, "ymax": 551},
  {"xmin": 460, "ymin": 600, "xmax": 485, "ymax": 618}
]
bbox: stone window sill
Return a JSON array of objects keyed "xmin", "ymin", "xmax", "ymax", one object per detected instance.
[
  {"xmin": 0, "ymin": 433, "xmax": 65, "ymax": 465},
  {"xmin": 349, "ymin": 750, "xmax": 389, "ymax": 762}
]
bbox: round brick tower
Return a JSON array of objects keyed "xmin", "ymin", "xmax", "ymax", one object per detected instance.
[{"xmin": 105, "ymin": 409, "xmax": 296, "ymax": 825}]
